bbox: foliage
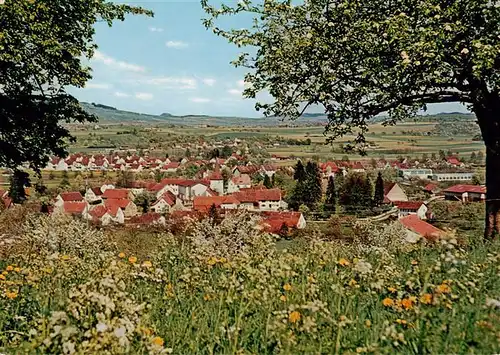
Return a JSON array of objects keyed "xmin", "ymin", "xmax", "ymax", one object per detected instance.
[
  {"xmin": 116, "ymin": 171, "xmax": 135, "ymax": 188},
  {"xmin": 134, "ymin": 192, "xmax": 155, "ymax": 214},
  {"xmin": 0, "ymin": 211, "xmax": 499, "ymax": 353},
  {"xmin": 374, "ymin": 172, "xmax": 385, "ymax": 206},
  {"xmin": 340, "ymin": 173, "xmax": 373, "ymax": 214},
  {"xmin": 304, "ymin": 161, "xmax": 323, "ymax": 209},
  {"xmin": 293, "ymin": 160, "xmax": 306, "ymax": 182},
  {"xmin": 0, "ymin": 0, "xmax": 152, "ymax": 175},
  {"xmin": 263, "ymin": 174, "xmax": 273, "ymax": 189},
  {"xmin": 8, "ymin": 170, "xmax": 30, "ymax": 204},
  {"xmin": 324, "ymin": 175, "xmax": 336, "ymax": 213}
]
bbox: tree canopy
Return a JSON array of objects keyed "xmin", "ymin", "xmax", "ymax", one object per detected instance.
[
  {"xmin": 0, "ymin": 0, "xmax": 152, "ymax": 172},
  {"xmin": 202, "ymin": 0, "xmax": 500, "ymax": 238}
]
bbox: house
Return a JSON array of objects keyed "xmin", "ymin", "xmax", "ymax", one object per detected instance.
[
  {"xmin": 399, "ymin": 168, "xmax": 433, "ymax": 180},
  {"xmin": 227, "ymin": 175, "xmax": 252, "ymax": 194},
  {"xmin": 399, "ymin": 214, "xmax": 444, "ymax": 242},
  {"xmin": 151, "ymin": 191, "xmax": 182, "ymax": 213},
  {"xmin": 193, "ymin": 195, "xmax": 240, "ymax": 212},
  {"xmin": 261, "ymin": 211, "xmax": 306, "ymax": 234},
  {"xmin": 54, "ymin": 192, "xmax": 84, "ymax": 208},
  {"xmin": 104, "ymin": 199, "xmax": 138, "ymax": 217},
  {"xmin": 232, "ymin": 165, "xmax": 261, "ymax": 178},
  {"xmin": 56, "ymin": 201, "xmax": 89, "ymax": 217},
  {"xmin": 445, "ymin": 156, "xmax": 463, "ymax": 167},
  {"xmin": 423, "ymin": 183, "xmax": 439, "ymax": 195},
  {"xmin": 208, "ymin": 169, "xmax": 224, "ymax": 195},
  {"xmin": 84, "ymin": 187, "xmax": 103, "ymax": 203},
  {"xmin": 431, "ymin": 172, "xmax": 474, "ymax": 182},
  {"xmin": 102, "ymin": 188, "xmax": 133, "ymax": 200},
  {"xmin": 393, "ymin": 201, "xmax": 428, "ymax": 220},
  {"xmin": 384, "ymin": 183, "xmax": 408, "ymax": 203},
  {"xmin": 443, "ymin": 184, "xmax": 486, "ymax": 202},
  {"xmin": 320, "ymin": 162, "xmax": 340, "ymax": 178},
  {"xmin": 233, "ymin": 188, "xmax": 287, "ymax": 211},
  {"xmin": 178, "ymin": 180, "xmax": 210, "ymax": 202},
  {"xmin": 85, "ymin": 205, "xmax": 124, "ymax": 225},
  {"xmin": 261, "ymin": 164, "xmax": 277, "ymax": 177}
]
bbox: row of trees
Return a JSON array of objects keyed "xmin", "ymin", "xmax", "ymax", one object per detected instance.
[{"xmin": 288, "ymin": 161, "xmax": 387, "ymax": 216}]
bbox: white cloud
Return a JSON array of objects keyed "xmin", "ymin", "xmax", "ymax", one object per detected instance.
[
  {"xmin": 143, "ymin": 76, "xmax": 197, "ymax": 90},
  {"xmin": 85, "ymin": 82, "xmax": 111, "ymax": 90},
  {"xmin": 92, "ymin": 50, "xmax": 146, "ymax": 73},
  {"xmin": 189, "ymin": 97, "xmax": 211, "ymax": 103},
  {"xmin": 135, "ymin": 92, "xmax": 153, "ymax": 101},
  {"xmin": 202, "ymin": 78, "xmax": 216, "ymax": 87},
  {"xmin": 114, "ymin": 92, "xmax": 130, "ymax": 98},
  {"xmin": 236, "ymin": 80, "xmax": 245, "ymax": 88},
  {"xmin": 149, "ymin": 27, "xmax": 164, "ymax": 32},
  {"xmin": 165, "ymin": 40, "xmax": 188, "ymax": 49},
  {"xmin": 228, "ymin": 89, "xmax": 242, "ymax": 96}
]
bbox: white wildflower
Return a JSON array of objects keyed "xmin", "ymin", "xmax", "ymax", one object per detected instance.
[{"xmin": 96, "ymin": 322, "xmax": 108, "ymax": 333}]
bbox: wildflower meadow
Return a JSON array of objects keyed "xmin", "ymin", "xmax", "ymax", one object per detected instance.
[{"xmin": 0, "ymin": 207, "xmax": 499, "ymax": 354}]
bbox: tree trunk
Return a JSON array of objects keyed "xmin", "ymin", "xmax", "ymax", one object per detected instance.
[
  {"xmin": 476, "ymin": 98, "xmax": 500, "ymax": 240},
  {"xmin": 484, "ymin": 147, "xmax": 500, "ymax": 239}
]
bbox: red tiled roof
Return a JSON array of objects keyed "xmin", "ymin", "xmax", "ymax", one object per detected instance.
[
  {"xmin": 446, "ymin": 157, "xmax": 461, "ymax": 165},
  {"xmin": 320, "ymin": 162, "xmax": 340, "ymax": 173},
  {"xmin": 443, "ymin": 184, "xmax": 486, "ymax": 194},
  {"xmin": 89, "ymin": 205, "xmax": 108, "ymax": 218},
  {"xmin": 424, "ymin": 183, "xmax": 439, "ymax": 192},
  {"xmin": 59, "ymin": 192, "xmax": 84, "ymax": 202},
  {"xmin": 231, "ymin": 175, "xmax": 251, "ymax": 185},
  {"xmin": 193, "ymin": 196, "xmax": 240, "ymax": 211},
  {"xmin": 102, "ymin": 189, "xmax": 129, "ymax": 199},
  {"xmin": 235, "ymin": 165, "xmax": 261, "ymax": 174},
  {"xmin": 105, "ymin": 198, "xmax": 132, "ymax": 209},
  {"xmin": 400, "ymin": 215, "xmax": 443, "ymax": 241},
  {"xmin": 152, "ymin": 191, "xmax": 176, "ymax": 207},
  {"xmin": 393, "ymin": 201, "xmax": 424, "ymax": 210},
  {"xmin": 90, "ymin": 187, "xmax": 103, "ymax": 196},
  {"xmin": 209, "ymin": 172, "xmax": 223, "ymax": 180},
  {"xmin": 233, "ymin": 188, "xmax": 282, "ymax": 203},
  {"xmin": 164, "ymin": 162, "xmax": 180, "ymax": 169},
  {"xmin": 63, "ymin": 201, "xmax": 87, "ymax": 214},
  {"xmin": 383, "ymin": 182, "xmax": 397, "ymax": 196},
  {"xmin": 261, "ymin": 211, "xmax": 303, "ymax": 233}
]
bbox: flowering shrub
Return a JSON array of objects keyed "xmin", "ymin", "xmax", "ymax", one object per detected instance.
[{"xmin": 0, "ymin": 211, "xmax": 498, "ymax": 353}]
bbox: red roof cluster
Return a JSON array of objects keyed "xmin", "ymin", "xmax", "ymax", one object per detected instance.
[
  {"xmin": 128, "ymin": 213, "xmax": 164, "ymax": 225},
  {"xmin": 193, "ymin": 196, "xmax": 240, "ymax": 211},
  {"xmin": 444, "ymin": 184, "xmax": 486, "ymax": 194},
  {"xmin": 102, "ymin": 189, "xmax": 129, "ymax": 199},
  {"xmin": 234, "ymin": 188, "xmax": 282, "ymax": 203},
  {"xmin": 105, "ymin": 199, "xmax": 132, "ymax": 209},
  {"xmin": 62, "ymin": 201, "xmax": 87, "ymax": 215},
  {"xmin": 400, "ymin": 215, "xmax": 443, "ymax": 241},
  {"xmin": 261, "ymin": 211, "xmax": 303, "ymax": 234},
  {"xmin": 393, "ymin": 201, "xmax": 425, "ymax": 210},
  {"xmin": 59, "ymin": 192, "xmax": 83, "ymax": 202}
]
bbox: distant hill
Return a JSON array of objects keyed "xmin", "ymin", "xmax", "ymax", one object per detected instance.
[{"xmin": 80, "ymin": 102, "xmax": 475, "ymax": 127}]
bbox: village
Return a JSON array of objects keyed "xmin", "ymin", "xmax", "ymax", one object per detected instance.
[{"xmin": 0, "ymin": 146, "xmax": 486, "ymax": 241}]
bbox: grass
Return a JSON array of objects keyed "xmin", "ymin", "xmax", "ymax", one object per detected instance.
[{"xmin": 0, "ymin": 211, "xmax": 498, "ymax": 354}]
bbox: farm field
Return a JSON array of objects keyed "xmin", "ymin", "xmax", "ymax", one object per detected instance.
[{"xmin": 67, "ymin": 120, "xmax": 484, "ymax": 162}]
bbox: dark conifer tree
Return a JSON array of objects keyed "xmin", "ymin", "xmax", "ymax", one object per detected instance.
[
  {"xmin": 374, "ymin": 172, "xmax": 385, "ymax": 206},
  {"xmin": 305, "ymin": 161, "xmax": 322, "ymax": 209},
  {"xmin": 263, "ymin": 174, "xmax": 272, "ymax": 189},
  {"xmin": 293, "ymin": 160, "xmax": 306, "ymax": 182},
  {"xmin": 8, "ymin": 170, "xmax": 30, "ymax": 204}
]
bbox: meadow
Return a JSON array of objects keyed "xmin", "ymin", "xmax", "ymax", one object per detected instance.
[{"xmin": 0, "ymin": 208, "xmax": 498, "ymax": 354}]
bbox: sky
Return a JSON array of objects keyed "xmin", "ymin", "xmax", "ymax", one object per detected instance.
[{"xmin": 70, "ymin": 0, "xmax": 469, "ymax": 118}]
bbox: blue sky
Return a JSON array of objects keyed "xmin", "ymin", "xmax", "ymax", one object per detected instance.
[{"xmin": 71, "ymin": 0, "xmax": 468, "ymax": 118}]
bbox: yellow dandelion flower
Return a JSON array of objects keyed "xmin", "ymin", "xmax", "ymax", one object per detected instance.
[
  {"xmin": 364, "ymin": 319, "xmax": 372, "ymax": 328},
  {"xmin": 13, "ymin": 267, "xmax": 20, "ymax": 273},
  {"xmin": 436, "ymin": 284, "xmax": 451, "ymax": 294},
  {"xmin": 2, "ymin": 271, "xmax": 7, "ymax": 275},
  {"xmin": 6, "ymin": 265, "xmax": 13, "ymax": 272},
  {"xmin": 289, "ymin": 311, "xmax": 301, "ymax": 323},
  {"xmin": 382, "ymin": 298, "xmax": 394, "ymax": 307},
  {"xmin": 118, "ymin": 252, "xmax": 126, "ymax": 258},
  {"xmin": 61, "ymin": 255, "xmax": 70, "ymax": 261},
  {"xmin": 401, "ymin": 298, "xmax": 414, "ymax": 310},
  {"xmin": 420, "ymin": 293, "xmax": 432, "ymax": 304},
  {"xmin": 349, "ymin": 279, "xmax": 357, "ymax": 286},
  {"xmin": 338, "ymin": 258, "xmax": 350, "ymax": 266},
  {"xmin": 280, "ymin": 295, "xmax": 287, "ymax": 302},
  {"xmin": 141, "ymin": 328, "xmax": 153, "ymax": 336},
  {"xmin": 128, "ymin": 256, "xmax": 137, "ymax": 264},
  {"xmin": 152, "ymin": 336, "xmax": 164, "ymax": 347},
  {"xmin": 207, "ymin": 257, "xmax": 217, "ymax": 266},
  {"xmin": 0, "ymin": 274, "xmax": 5, "ymax": 281},
  {"xmin": 283, "ymin": 283, "xmax": 292, "ymax": 291},
  {"xmin": 203, "ymin": 294, "xmax": 211, "ymax": 301},
  {"xmin": 5, "ymin": 291, "xmax": 18, "ymax": 299},
  {"xmin": 387, "ymin": 287, "xmax": 397, "ymax": 293},
  {"xmin": 142, "ymin": 260, "xmax": 153, "ymax": 268}
]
